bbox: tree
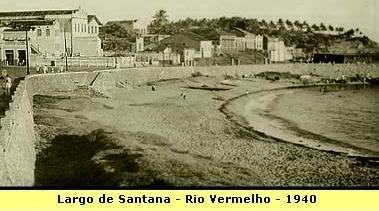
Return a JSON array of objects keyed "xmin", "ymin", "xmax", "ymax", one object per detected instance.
[
  {"xmin": 277, "ymin": 18, "xmax": 284, "ymax": 29},
  {"xmin": 285, "ymin": 19, "xmax": 293, "ymax": 29},
  {"xmin": 148, "ymin": 9, "xmax": 169, "ymax": 34},
  {"xmin": 260, "ymin": 19, "xmax": 268, "ymax": 28},
  {"xmin": 294, "ymin": 20, "xmax": 301, "ymax": 30},
  {"xmin": 319, "ymin": 23, "xmax": 326, "ymax": 31},
  {"xmin": 311, "ymin": 24, "xmax": 320, "ymax": 31},
  {"xmin": 328, "ymin": 25, "xmax": 334, "ymax": 31},
  {"xmin": 336, "ymin": 27, "xmax": 344, "ymax": 32},
  {"xmin": 269, "ymin": 20, "xmax": 276, "ymax": 29}
]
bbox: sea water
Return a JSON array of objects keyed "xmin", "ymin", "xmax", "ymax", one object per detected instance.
[{"xmin": 270, "ymin": 85, "xmax": 379, "ymax": 155}]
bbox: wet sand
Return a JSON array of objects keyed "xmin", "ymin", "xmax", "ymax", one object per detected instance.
[{"xmin": 33, "ymin": 75, "xmax": 379, "ymax": 187}]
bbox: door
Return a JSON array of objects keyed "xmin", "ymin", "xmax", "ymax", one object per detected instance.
[
  {"xmin": 5, "ymin": 50, "xmax": 14, "ymax": 66},
  {"xmin": 18, "ymin": 50, "xmax": 26, "ymax": 66}
]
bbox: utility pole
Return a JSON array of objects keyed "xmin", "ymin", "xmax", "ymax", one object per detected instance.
[
  {"xmin": 213, "ymin": 42, "xmax": 216, "ymax": 65},
  {"xmin": 64, "ymin": 26, "xmax": 68, "ymax": 72},
  {"xmin": 114, "ymin": 33, "xmax": 118, "ymax": 68},
  {"xmin": 25, "ymin": 29, "xmax": 30, "ymax": 74},
  {"xmin": 162, "ymin": 50, "xmax": 165, "ymax": 67}
]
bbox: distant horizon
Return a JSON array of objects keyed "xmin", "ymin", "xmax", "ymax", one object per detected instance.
[{"xmin": 0, "ymin": 0, "xmax": 377, "ymax": 42}]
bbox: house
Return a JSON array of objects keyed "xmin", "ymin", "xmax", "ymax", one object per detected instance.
[
  {"xmin": 220, "ymin": 35, "xmax": 245, "ymax": 51},
  {"xmin": 264, "ymin": 37, "xmax": 293, "ymax": 62},
  {"xmin": 0, "ymin": 7, "xmax": 103, "ymax": 65},
  {"xmin": 107, "ymin": 19, "xmax": 147, "ymax": 37},
  {"xmin": 153, "ymin": 32, "xmax": 213, "ymax": 66},
  {"xmin": 183, "ymin": 48, "xmax": 196, "ymax": 66},
  {"xmin": 234, "ymin": 28, "xmax": 264, "ymax": 50}
]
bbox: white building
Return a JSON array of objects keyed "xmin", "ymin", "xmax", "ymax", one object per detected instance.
[
  {"xmin": 266, "ymin": 37, "xmax": 293, "ymax": 62},
  {"xmin": 183, "ymin": 48, "xmax": 196, "ymax": 66},
  {"xmin": 267, "ymin": 38, "xmax": 286, "ymax": 62},
  {"xmin": 245, "ymin": 34, "xmax": 263, "ymax": 50},
  {"xmin": 199, "ymin": 41, "xmax": 212, "ymax": 58},
  {"xmin": 220, "ymin": 35, "xmax": 246, "ymax": 52},
  {"xmin": 135, "ymin": 37, "xmax": 144, "ymax": 52},
  {"xmin": 220, "ymin": 33, "xmax": 263, "ymax": 52},
  {"xmin": 0, "ymin": 8, "xmax": 103, "ymax": 65}
]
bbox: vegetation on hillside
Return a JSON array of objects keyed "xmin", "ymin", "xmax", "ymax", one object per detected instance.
[{"xmin": 100, "ymin": 9, "xmax": 378, "ymax": 54}]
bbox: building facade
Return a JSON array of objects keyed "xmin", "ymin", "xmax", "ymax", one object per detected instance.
[
  {"xmin": 220, "ymin": 33, "xmax": 263, "ymax": 52},
  {"xmin": 0, "ymin": 8, "xmax": 103, "ymax": 65}
]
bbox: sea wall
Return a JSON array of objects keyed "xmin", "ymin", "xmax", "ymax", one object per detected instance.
[
  {"xmin": 0, "ymin": 79, "xmax": 35, "ymax": 186},
  {"xmin": 0, "ymin": 63, "xmax": 377, "ymax": 186}
]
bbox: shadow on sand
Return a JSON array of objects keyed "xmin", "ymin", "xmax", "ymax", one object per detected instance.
[{"xmin": 34, "ymin": 129, "xmax": 169, "ymax": 187}]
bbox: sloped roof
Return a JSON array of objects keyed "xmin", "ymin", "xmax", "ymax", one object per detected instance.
[
  {"xmin": 0, "ymin": 9, "xmax": 78, "ymax": 17},
  {"xmin": 154, "ymin": 31, "xmax": 208, "ymax": 51},
  {"xmin": 88, "ymin": 15, "xmax": 102, "ymax": 26}
]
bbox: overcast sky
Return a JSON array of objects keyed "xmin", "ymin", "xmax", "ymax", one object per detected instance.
[{"xmin": 0, "ymin": 0, "xmax": 378, "ymax": 41}]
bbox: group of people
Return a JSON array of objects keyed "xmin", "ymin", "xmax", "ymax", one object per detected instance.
[
  {"xmin": 1, "ymin": 69, "xmax": 12, "ymax": 96},
  {"xmin": 36, "ymin": 64, "xmax": 64, "ymax": 74}
]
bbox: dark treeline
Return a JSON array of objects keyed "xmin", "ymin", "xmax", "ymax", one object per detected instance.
[{"xmin": 100, "ymin": 9, "xmax": 377, "ymax": 53}]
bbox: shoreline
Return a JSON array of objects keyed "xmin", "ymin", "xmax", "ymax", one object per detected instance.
[
  {"xmin": 32, "ymin": 75, "xmax": 379, "ymax": 186},
  {"xmin": 221, "ymin": 83, "xmax": 379, "ymax": 160}
]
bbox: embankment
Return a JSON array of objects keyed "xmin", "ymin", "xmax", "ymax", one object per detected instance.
[{"xmin": 0, "ymin": 63, "xmax": 377, "ymax": 186}]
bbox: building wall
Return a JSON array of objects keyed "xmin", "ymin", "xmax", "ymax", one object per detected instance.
[
  {"xmin": 136, "ymin": 37, "xmax": 144, "ymax": 52},
  {"xmin": 184, "ymin": 48, "xmax": 195, "ymax": 66},
  {"xmin": 255, "ymin": 35, "xmax": 263, "ymax": 50},
  {"xmin": 220, "ymin": 35, "xmax": 236, "ymax": 51},
  {"xmin": 0, "ymin": 8, "xmax": 102, "ymax": 58},
  {"xmin": 245, "ymin": 34, "xmax": 256, "ymax": 50},
  {"xmin": 268, "ymin": 39, "xmax": 286, "ymax": 62},
  {"xmin": 72, "ymin": 36, "xmax": 102, "ymax": 57},
  {"xmin": 199, "ymin": 41, "xmax": 212, "ymax": 58}
]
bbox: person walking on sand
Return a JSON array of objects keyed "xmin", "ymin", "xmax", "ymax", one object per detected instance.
[{"xmin": 180, "ymin": 91, "xmax": 186, "ymax": 100}]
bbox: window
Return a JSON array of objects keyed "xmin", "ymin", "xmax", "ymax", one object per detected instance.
[
  {"xmin": 94, "ymin": 27, "xmax": 97, "ymax": 34},
  {"xmin": 81, "ymin": 24, "xmax": 83, "ymax": 32},
  {"xmin": 91, "ymin": 26, "xmax": 94, "ymax": 34},
  {"xmin": 37, "ymin": 29, "xmax": 42, "ymax": 36},
  {"xmin": 46, "ymin": 29, "xmax": 50, "ymax": 36},
  {"xmin": 74, "ymin": 23, "xmax": 77, "ymax": 32},
  {"xmin": 88, "ymin": 26, "xmax": 90, "ymax": 33}
]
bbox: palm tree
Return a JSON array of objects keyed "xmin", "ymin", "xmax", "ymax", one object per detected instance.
[
  {"xmin": 285, "ymin": 19, "xmax": 293, "ymax": 29},
  {"xmin": 269, "ymin": 20, "xmax": 276, "ymax": 29},
  {"xmin": 294, "ymin": 20, "xmax": 301, "ymax": 30},
  {"xmin": 277, "ymin": 18, "xmax": 284, "ymax": 28},
  {"xmin": 149, "ymin": 9, "xmax": 169, "ymax": 34},
  {"xmin": 153, "ymin": 9, "xmax": 169, "ymax": 25},
  {"xmin": 319, "ymin": 23, "xmax": 326, "ymax": 31}
]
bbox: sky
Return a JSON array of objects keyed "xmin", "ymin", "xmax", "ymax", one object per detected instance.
[{"xmin": 0, "ymin": 0, "xmax": 378, "ymax": 41}]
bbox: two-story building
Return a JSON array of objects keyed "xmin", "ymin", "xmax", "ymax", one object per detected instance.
[{"xmin": 0, "ymin": 8, "xmax": 103, "ymax": 65}]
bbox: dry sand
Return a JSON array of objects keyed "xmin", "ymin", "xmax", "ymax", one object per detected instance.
[{"xmin": 33, "ymin": 74, "xmax": 379, "ymax": 187}]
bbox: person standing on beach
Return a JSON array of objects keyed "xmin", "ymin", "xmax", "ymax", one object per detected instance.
[
  {"xmin": 43, "ymin": 65, "xmax": 48, "ymax": 74},
  {"xmin": 58, "ymin": 65, "xmax": 64, "ymax": 73},
  {"xmin": 5, "ymin": 76, "xmax": 12, "ymax": 96}
]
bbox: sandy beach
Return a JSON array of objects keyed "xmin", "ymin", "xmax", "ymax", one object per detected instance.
[{"xmin": 32, "ymin": 71, "xmax": 379, "ymax": 187}]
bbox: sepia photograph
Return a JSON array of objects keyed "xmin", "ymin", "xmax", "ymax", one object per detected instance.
[{"xmin": 0, "ymin": 0, "xmax": 378, "ymax": 187}]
